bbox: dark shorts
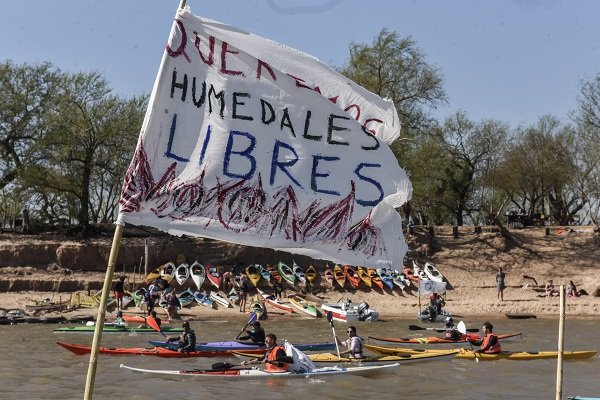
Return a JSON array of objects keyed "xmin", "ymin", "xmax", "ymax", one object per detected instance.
[{"xmin": 114, "ymin": 291, "xmax": 124, "ymax": 300}]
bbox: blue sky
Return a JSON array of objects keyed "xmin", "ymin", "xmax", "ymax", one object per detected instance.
[{"xmin": 2, "ymin": 0, "xmax": 599, "ymax": 128}]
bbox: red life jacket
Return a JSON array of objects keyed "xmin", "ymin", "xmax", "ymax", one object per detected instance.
[
  {"xmin": 265, "ymin": 345, "xmax": 288, "ymax": 372},
  {"xmin": 480, "ymin": 333, "xmax": 502, "ymax": 354}
]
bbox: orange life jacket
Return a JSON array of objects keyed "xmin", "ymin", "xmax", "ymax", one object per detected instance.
[
  {"xmin": 265, "ymin": 345, "xmax": 288, "ymax": 372},
  {"xmin": 480, "ymin": 333, "xmax": 502, "ymax": 354}
]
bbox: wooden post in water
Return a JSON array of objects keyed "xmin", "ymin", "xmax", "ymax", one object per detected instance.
[{"xmin": 555, "ymin": 285, "xmax": 565, "ymax": 400}]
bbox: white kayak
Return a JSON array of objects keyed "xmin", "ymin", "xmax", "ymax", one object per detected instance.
[{"xmin": 120, "ymin": 362, "xmax": 399, "ymax": 378}]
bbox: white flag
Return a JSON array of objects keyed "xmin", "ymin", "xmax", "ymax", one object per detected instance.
[
  {"xmin": 419, "ymin": 279, "xmax": 447, "ymax": 294},
  {"xmin": 118, "ymin": 7, "xmax": 412, "ymax": 268}
]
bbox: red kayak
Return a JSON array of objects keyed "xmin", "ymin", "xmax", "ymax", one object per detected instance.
[
  {"xmin": 368, "ymin": 332, "xmax": 522, "ymax": 345},
  {"xmin": 121, "ymin": 314, "xmax": 171, "ymax": 325},
  {"xmin": 56, "ymin": 341, "xmax": 265, "ymax": 358}
]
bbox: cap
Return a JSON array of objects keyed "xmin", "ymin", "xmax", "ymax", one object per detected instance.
[{"xmin": 182, "ymin": 321, "xmax": 190, "ymax": 327}]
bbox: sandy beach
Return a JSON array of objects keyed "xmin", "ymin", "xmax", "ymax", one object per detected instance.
[{"xmin": 1, "ymin": 226, "xmax": 599, "ymax": 321}]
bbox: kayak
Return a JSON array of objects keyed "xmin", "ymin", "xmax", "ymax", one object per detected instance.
[
  {"xmin": 288, "ymin": 295, "xmax": 322, "ymax": 318},
  {"xmin": 364, "ymin": 344, "xmax": 463, "ymax": 356},
  {"xmin": 233, "ymin": 349, "xmax": 459, "ymax": 364},
  {"xmin": 122, "ymin": 315, "xmax": 171, "ymax": 324},
  {"xmin": 568, "ymin": 397, "xmax": 600, "ymax": 400},
  {"xmin": 149, "ymin": 340, "xmax": 336, "ymax": 352},
  {"xmin": 455, "ymin": 349, "xmax": 598, "ymax": 361},
  {"xmin": 56, "ymin": 341, "xmax": 265, "ymax": 357},
  {"xmin": 120, "ymin": 362, "xmax": 400, "ymax": 378},
  {"xmin": 54, "ymin": 325, "xmax": 183, "ymax": 333},
  {"xmin": 256, "ymin": 288, "xmax": 293, "ymax": 313},
  {"xmin": 368, "ymin": 332, "xmax": 523, "ymax": 345}
]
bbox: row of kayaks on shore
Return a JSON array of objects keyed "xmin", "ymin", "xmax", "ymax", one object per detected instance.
[{"xmin": 55, "ymin": 340, "xmax": 598, "ymax": 362}]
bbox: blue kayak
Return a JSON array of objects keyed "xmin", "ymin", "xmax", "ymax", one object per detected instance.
[{"xmin": 148, "ymin": 340, "xmax": 336, "ymax": 352}]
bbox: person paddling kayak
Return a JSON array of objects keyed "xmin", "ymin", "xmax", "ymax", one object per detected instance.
[
  {"xmin": 167, "ymin": 321, "xmax": 196, "ymax": 353},
  {"xmin": 240, "ymin": 333, "xmax": 293, "ymax": 372},
  {"xmin": 335, "ymin": 325, "xmax": 364, "ymax": 359},
  {"xmin": 469, "ymin": 321, "xmax": 502, "ymax": 354},
  {"xmin": 237, "ymin": 320, "xmax": 266, "ymax": 345}
]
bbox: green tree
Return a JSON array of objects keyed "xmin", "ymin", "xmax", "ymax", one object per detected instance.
[
  {"xmin": 0, "ymin": 61, "xmax": 60, "ymax": 191},
  {"xmin": 22, "ymin": 71, "xmax": 146, "ymax": 228},
  {"xmin": 339, "ymin": 28, "xmax": 446, "ymax": 136},
  {"xmin": 495, "ymin": 116, "xmax": 582, "ymax": 225},
  {"xmin": 409, "ymin": 112, "xmax": 507, "ymax": 225},
  {"xmin": 574, "ymin": 73, "xmax": 600, "ymax": 226}
]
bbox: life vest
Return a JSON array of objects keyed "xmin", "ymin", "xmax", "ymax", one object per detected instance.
[
  {"xmin": 480, "ymin": 333, "xmax": 502, "ymax": 354},
  {"xmin": 265, "ymin": 345, "xmax": 288, "ymax": 372},
  {"xmin": 346, "ymin": 336, "xmax": 364, "ymax": 358}
]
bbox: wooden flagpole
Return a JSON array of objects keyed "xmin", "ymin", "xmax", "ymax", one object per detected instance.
[
  {"xmin": 555, "ymin": 285, "xmax": 565, "ymax": 400},
  {"xmin": 83, "ymin": 222, "xmax": 124, "ymax": 400},
  {"xmin": 83, "ymin": 2, "xmax": 188, "ymax": 398}
]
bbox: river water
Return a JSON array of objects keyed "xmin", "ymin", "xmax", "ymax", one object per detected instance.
[{"xmin": 1, "ymin": 316, "xmax": 598, "ymax": 399}]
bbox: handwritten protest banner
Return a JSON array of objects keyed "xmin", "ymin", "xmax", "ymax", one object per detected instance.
[{"xmin": 118, "ymin": 7, "xmax": 412, "ymax": 267}]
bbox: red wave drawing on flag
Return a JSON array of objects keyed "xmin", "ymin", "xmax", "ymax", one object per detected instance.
[
  {"xmin": 345, "ymin": 211, "xmax": 387, "ymax": 258},
  {"xmin": 217, "ymin": 173, "xmax": 268, "ymax": 233},
  {"xmin": 119, "ymin": 145, "xmax": 385, "ymax": 256}
]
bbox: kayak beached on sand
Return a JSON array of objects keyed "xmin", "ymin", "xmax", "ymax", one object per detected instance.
[{"xmin": 120, "ymin": 362, "xmax": 400, "ymax": 379}]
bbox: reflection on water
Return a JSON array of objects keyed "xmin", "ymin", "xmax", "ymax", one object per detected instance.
[{"xmin": 1, "ymin": 317, "xmax": 598, "ymax": 399}]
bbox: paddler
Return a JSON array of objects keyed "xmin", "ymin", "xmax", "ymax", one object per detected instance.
[
  {"xmin": 335, "ymin": 325, "xmax": 365, "ymax": 359},
  {"xmin": 166, "ymin": 321, "xmax": 196, "ymax": 353},
  {"xmin": 237, "ymin": 320, "xmax": 266, "ymax": 345},
  {"xmin": 469, "ymin": 321, "xmax": 502, "ymax": 354},
  {"xmin": 240, "ymin": 333, "xmax": 293, "ymax": 372}
]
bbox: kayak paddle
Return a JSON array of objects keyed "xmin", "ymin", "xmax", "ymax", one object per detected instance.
[
  {"xmin": 409, "ymin": 324, "xmax": 479, "ymax": 333},
  {"xmin": 146, "ymin": 315, "xmax": 167, "ymax": 338},
  {"xmin": 326, "ymin": 311, "xmax": 341, "ymax": 360},
  {"xmin": 457, "ymin": 321, "xmax": 479, "ymax": 363},
  {"xmin": 235, "ymin": 311, "xmax": 257, "ymax": 340}
]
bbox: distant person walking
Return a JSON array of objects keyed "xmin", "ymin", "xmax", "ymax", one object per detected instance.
[{"xmin": 496, "ymin": 267, "xmax": 506, "ymax": 301}]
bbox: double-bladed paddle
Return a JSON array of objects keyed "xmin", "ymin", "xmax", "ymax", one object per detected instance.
[
  {"xmin": 457, "ymin": 321, "xmax": 479, "ymax": 363},
  {"xmin": 146, "ymin": 315, "xmax": 167, "ymax": 338},
  {"xmin": 235, "ymin": 311, "xmax": 257, "ymax": 340},
  {"xmin": 326, "ymin": 311, "xmax": 341, "ymax": 360},
  {"xmin": 409, "ymin": 324, "xmax": 479, "ymax": 333}
]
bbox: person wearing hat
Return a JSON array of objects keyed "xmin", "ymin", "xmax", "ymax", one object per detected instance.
[
  {"xmin": 167, "ymin": 321, "xmax": 196, "ymax": 353},
  {"xmin": 237, "ymin": 320, "xmax": 265, "ymax": 344},
  {"xmin": 442, "ymin": 317, "xmax": 461, "ymax": 341}
]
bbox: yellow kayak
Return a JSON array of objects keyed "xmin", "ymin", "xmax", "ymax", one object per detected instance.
[
  {"xmin": 308, "ymin": 350, "xmax": 459, "ymax": 363},
  {"xmin": 456, "ymin": 349, "xmax": 597, "ymax": 361},
  {"xmin": 364, "ymin": 343, "xmax": 460, "ymax": 356}
]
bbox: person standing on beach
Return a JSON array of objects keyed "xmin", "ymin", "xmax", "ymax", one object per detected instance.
[
  {"xmin": 113, "ymin": 276, "xmax": 125, "ymax": 310},
  {"xmin": 496, "ymin": 267, "xmax": 506, "ymax": 301},
  {"xmin": 239, "ymin": 274, "xmax": 250, "ymax": 313}
]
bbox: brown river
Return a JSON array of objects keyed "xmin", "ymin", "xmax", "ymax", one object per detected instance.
[{"xmin": 1, "ymin": 316, "xmax": 598, "ymax": 399}]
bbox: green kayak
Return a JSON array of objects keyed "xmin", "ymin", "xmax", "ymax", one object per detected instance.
[{"xmin": 54, "ymin": 325, "xmax": 184, "ymax": 334}]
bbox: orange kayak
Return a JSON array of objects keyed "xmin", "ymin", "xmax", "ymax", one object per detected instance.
[{"xmin": 56, "ymin": 341, "xmax": 265, "ymax": 358}]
